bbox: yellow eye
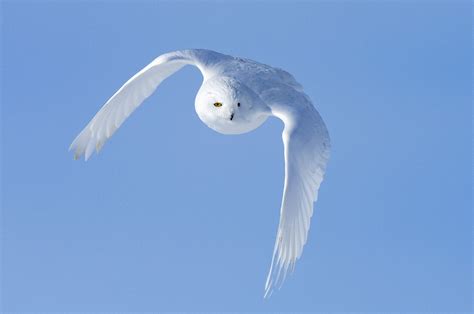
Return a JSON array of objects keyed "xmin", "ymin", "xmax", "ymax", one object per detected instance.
[{"xmin": 213, "ymin": 102, "xmax": 223, "ymax": 107}]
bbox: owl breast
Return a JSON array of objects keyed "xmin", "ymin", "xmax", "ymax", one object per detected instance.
[{"xmin": 199, "ymin": 110, "xmax": 269, "ymax": 135}]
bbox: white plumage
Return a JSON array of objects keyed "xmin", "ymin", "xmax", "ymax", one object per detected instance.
[{"xmin": 70, "ymin": 49, "xmax": 330, "ymax": 297}]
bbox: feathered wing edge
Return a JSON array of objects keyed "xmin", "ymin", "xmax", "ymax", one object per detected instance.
[
  {"xmin": 69, "ymin": 50, "xmax": 209, "ymax": 161},
  {"xmin": 264, "ymin": 102, "xmax": 330, "ymax": 298}
]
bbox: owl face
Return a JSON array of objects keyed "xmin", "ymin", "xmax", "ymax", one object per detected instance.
[{"xmin": 195, "ymin": 76, "xmax": 269, "ymax": 135}]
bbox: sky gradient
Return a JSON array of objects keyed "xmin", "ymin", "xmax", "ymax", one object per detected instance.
[{"xmin": 1, "ymin": 1, "xmax": 472, "ymax": 312}]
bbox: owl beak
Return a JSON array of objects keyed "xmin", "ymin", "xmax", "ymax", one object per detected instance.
[{"xmin": 230, "ymin": 113, "xmax": 234, "ymax": 121}]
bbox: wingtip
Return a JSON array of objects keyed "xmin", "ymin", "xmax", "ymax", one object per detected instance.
[{"xmin": 263, "ymin": 285, "xmax": 273, "ymax": 299}]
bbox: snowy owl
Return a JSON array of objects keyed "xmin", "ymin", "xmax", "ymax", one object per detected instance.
[{"xmin": 70, "ymin": 49, "xmax": 331, "ymax": 297}]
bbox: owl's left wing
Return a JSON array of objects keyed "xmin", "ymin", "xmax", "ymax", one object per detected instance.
[
  {"xmin": 69, "ymin": 49, "xmax": 227, "ymax": 160},
  {"xmin": 264, "ymin": 88, "xmax": 331, "ymax": 297}
]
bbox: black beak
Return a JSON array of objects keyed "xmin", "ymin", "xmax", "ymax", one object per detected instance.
[{"xmin": 230, "ymin": 113, "xmax": 234, "ymax": 121}]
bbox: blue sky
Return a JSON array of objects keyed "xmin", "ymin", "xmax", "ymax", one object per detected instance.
[{"xmin": 1, "ymin": 1, "xmax": 471, "ymax": 312}]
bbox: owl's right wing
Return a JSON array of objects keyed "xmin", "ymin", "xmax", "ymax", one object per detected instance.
[
  {"xmin": 69, "ymin": 49, "xmax": 226, "ymax": 160},
  {"xmin": 263, "ymin": 87, "xmax": 331, "ymax": 298}
]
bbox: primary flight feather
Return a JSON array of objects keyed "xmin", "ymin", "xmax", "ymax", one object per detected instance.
[{"xmin": 70, "ymin": 49, "xmax": 331, "ymax": 297}]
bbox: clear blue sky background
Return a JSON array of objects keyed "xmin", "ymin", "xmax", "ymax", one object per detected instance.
[{"xmin": 1, "ymin": 1, "xmax": 471, "ymax": 312}]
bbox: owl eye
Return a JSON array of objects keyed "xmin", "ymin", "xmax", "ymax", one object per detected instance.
[{"xmin": 213, "ymin": 102, "xmax": 223, "ymax": 107}]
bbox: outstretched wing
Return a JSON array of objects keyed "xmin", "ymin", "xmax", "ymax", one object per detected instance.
[
  {"xmin": 264, "ymin": 88, "xmax": 331, "ymax": 297},
  {"xmin": 69, "ymin": 49, "xmax": 221, "ymax": 160}
]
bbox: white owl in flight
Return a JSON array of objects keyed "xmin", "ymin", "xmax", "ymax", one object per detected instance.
[{"xmin": 70, "ymin": 49, "xmax": 331, "ymax": 297}]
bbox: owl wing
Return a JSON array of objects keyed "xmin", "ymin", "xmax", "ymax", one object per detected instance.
[
  {"xmin": 69, "ymin": 49, "xmax": 226, "ymax": 160},
  {"xmin": 263, "ymin": 86, "xmax": 331, "ymax": 297}
]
